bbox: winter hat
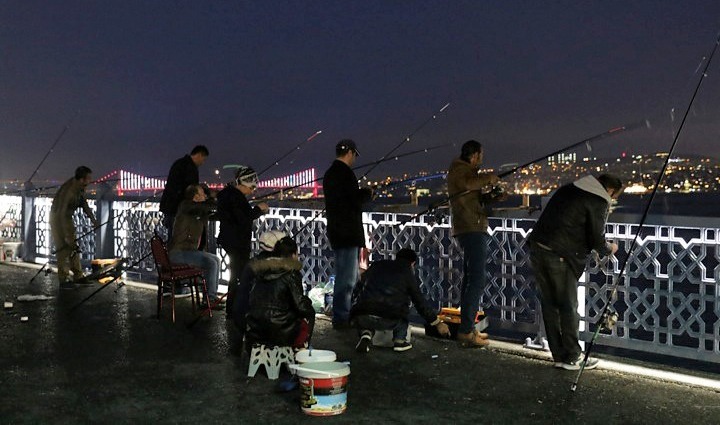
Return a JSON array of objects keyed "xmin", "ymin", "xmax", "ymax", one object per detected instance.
[
  {"xmin": 234, "ymin": 166, "xmax": 258, "ymax": 189},
  {"xmin": 258, "ymin": 230, "xmax": 287, "ymax": 252}
]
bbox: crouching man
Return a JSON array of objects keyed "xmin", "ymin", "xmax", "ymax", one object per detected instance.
[{"xmin": 351, "ymin": 248, "xmax": 450, "ymax": 353}]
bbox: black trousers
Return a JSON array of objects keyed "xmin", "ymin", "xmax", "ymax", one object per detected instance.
[
  {"xmin": 225, "ymin": 248, "xmax": 250, "ymax": 314},
  {"xmin": 530, "ymin": 245, "xmax": 582, "ymax": 363}
]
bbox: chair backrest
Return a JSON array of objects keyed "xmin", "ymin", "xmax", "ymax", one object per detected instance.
[{"xmin": 150, "ymin": 235, "xmax": 171, "ymax": 276}]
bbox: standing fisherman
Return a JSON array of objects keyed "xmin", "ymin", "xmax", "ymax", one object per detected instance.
[
  {"xmin": 528, "ymin": 174, "xmax": 622, "ymax": 370},
  {"xmin": 50, "ymin": 166, "xmax": 98, "ymax": 289},
  {"xmin": 159, "ymin": 145, "xmax": 209, "ymax": 242},
  {"xmin": 447, "ymin": 140, "xmax": 502, "ymax": 347},
  {"xmin": 323, "ymin": 140, "xmax": 373, "ymax": 329},
  {"xmin": 216, "ymin": 166, "xmax": 269, "ymax": 316}
]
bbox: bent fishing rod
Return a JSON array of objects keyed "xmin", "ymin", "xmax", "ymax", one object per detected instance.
[
  {"xmin": 571, "ymin": 31, "xmax": 720, "ymax": 392},
  {"xmin": 1, "ymin": 111, "xmax": 81, "ymax": 232},
  {"xmin": 252, "ymin": 142, "xmax": 455, "ymax": 201},
  {"xmin": 255, "ymin": 130, "xmax": 323, "ymax": 177},
  {"xmin": 291, "ymin": 103, "xmax": 452, "ymax": 236},
  {"xmin": 399, "ymin": 119, "xmax": 651, "ymax": 225}
]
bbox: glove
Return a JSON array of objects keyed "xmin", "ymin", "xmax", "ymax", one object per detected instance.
[{"xmin": 435, "ymin": 322, "xmax": 451, "ymax": 337}]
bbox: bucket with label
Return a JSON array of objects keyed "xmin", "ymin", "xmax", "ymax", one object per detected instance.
[{"xmin": 292, "ymin": 361, "xmax": 350, "ymax": 416}]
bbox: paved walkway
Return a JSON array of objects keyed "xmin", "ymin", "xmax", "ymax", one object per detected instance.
[{"xmin": 1, "ymin": 262, "xmax": 719, "ymax": 424}]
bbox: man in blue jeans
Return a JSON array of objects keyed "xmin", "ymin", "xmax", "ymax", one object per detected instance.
[
  {"xmin": 322, "ymin": 140, "xmax": 373, "ymax": 329},
  {"xmin": 168, "ymin": 184, "xmax": 222, "ymax": 309},
  {"xmin": 447, "ymin": 140, "xmax": 502, "ymax": 347},
  {"xmin": 351, "ymin": 248, "xmax": 450, "ymax": 353}
]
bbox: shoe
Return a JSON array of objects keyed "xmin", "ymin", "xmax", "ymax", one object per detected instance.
[
  {"xmin": 174, "ymin": 288, "xmax": 191, "ymax": 299},
  {"xmin": 162, "ymin": 289, "xmax": 172, "ymax": 297},
  {"xmin": 59, "ymin": 281, "xmax": 75, "ymax": 291},
  {"xmin": 74, "ymin": 276, "xmax": 94, "ymax": 285},
  {"xmin": 199, "ymin": 301, "xmax": 224, "ymax": 311},
  {"xmin": 560, "ymin": 355, "xmax": 599, "ymax": 371},
  {"xmin": 457, "ymin": 330, "xmax": 491, "ymax": 348},
  {"xmin": 553, "ymin": 362, "xmax": 564, "ymax": 369},
  {"xmin": 393, "ymin": 341, "xmax": 413, "ymax": 352},
  {"xmin": 355, "ymin": 333, "xmax": 372, "ymax": 353}
]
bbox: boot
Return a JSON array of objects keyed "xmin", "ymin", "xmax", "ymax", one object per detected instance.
[{"xmin": 457, "ymin": 330, "xmax": 490, "ymax": 348}]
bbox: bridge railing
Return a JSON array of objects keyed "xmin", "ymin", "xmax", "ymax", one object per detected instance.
[{"xmin": 2, "ymin": 192, "xmax": 719, "ymax": 364}]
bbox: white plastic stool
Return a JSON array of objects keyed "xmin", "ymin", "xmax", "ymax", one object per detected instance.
[{"xmin": 247, "ymin": 344, "xmax": 295, "ymax": 380}]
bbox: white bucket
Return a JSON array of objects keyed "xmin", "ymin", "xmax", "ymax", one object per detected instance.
[
  {"xmin": 295, "ymin": 349, "xmax": 336, "ymax": 364},
  {"xmin": 294, "ymin": 361, "xmax": 350, "ymax": 416}
]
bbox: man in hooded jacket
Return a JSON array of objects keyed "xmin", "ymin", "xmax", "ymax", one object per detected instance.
[{"xmin": 528, "ymin": 174, "xmax": 622, "ymax": 371}]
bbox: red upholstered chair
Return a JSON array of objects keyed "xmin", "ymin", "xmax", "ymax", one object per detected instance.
[{"xmin": 150, "ymin": 234, "xmax": 212, "ymax": 323}]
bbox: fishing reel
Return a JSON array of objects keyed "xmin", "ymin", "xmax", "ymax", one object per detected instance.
[{"xmin": 600, "ymin": 306, "xmax": 619, "ymax": 332}]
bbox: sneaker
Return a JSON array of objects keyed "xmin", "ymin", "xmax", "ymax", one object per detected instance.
[
  {"xmin": 457, "ymin": 330, "xmax": 490, "ymax": 348},
  {"xmin": 355, "ymin": 333, "xmax": 372, "ymax": 353},
  {"xmin": 560, "ymin": 356, "xmax": 599, "ymax": 371},
  {"xmin": 59, "ymin": 281, "xmax": 75, "ymax": 291},
  {"xmin": 393, "ymin": 341, "xmax": 413, "ymax": 352},
  {"xmin": 553, "ymin": 362, "xmax": 564, "ymax": 369},
  {"xmin": 199, "ymin": 301, "xmax": 224, "ymax": 311}
]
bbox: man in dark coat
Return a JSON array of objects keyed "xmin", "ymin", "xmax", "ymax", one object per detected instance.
[
  {"xmin": 217, "ymin": 166, "xmax": 269, "ymax": 314},
  {"xmin": 528, "ymin": 174, "xmax": 622, "ymax": 371},
  {"xmin": 351, "ymin": 248, "xmax": 450, "ymax": 353},
  {"xmin": 160, "ymin": 145, "xmax": 209, "ymax": 242},
  {"xmin": 322, "ymin": 139, "xmax": 372, "ymax": 328}
]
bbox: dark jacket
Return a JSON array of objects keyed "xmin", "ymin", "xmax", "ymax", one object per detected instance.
[
  {"xmin": 323, "ymin": 159, "xmax": 372, "ymax": 249},
  {"xmin": 528, "ymin": 175, "xmax": 613, "ymax": 277},
  {"xmin": 160, "ymin": 155, "xmax": 199, "ymax": 216},
  {"xmin": 216, "ymin": 185, "xmax": 264, "ymax": 253},
  {"xmin": 245, "ymin": 257, "xmax": 315, "ymax": 346},
  {"xmin": 168, "ymin": 199, "xmax": 215, "ymax": 252},
  {"xmin": 350, "ymin": 259, "xmax": 440, "ymax": 325},
  {"xmin": 447, "ymin": 158, "xmax": 498, "ymax": 236}
]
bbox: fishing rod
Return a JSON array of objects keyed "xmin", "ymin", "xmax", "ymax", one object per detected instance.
[
  {"xmin": 399, "ymin": 119, "xmax": 651, "ymax": 225},
  {"xmin": 255, "ymin": 130, "xmax": 322, "ymax": 177},
  {"xmin": 26, "ymin": 110, "xmax": 80, "ymax": 185},
  {"xmin": 252, "ymin": 142, "xmax": 455, "ymax": 201},
  {"xmin": 359, "ymin": 102, "xmax": 450, "ymax": 181},
  {"xmin": 570, "ymin": 31, "xmax": 720, "ymax": 392},
  {"xmin": 292, "ymin": 103, "xmax": 452, "ymax": 236}
]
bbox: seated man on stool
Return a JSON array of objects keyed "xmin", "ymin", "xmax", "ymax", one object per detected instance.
[
  {"xmin": 245, "ymin": 233, "xmax": 315, "ymax": 349},
  {"xmin": 351, "ymin": 248, "xmax": 450, "ymax": 353}
]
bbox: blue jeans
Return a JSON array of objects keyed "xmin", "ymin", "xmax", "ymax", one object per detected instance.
[
  {"xmin": 169, "ymin": 250, "xmax": 221, "ymax": 300},
  {"xmin": 456, "ymin": 232, "xmax": 490, "ymax": 334},
  {"xmin": 354, "ymin": 314, "xmax": 409, "ymax": 342},
  {"xmin": 332, "ymin": 247, "xmax": 360, "ymax": 324}
]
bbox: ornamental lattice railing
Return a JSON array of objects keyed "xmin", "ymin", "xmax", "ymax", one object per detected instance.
[{"xmin": 1, "ymin": 193, "xmax": 718, "ymax": 363}]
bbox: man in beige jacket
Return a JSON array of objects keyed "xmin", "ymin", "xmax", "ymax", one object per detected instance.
[
  {"xmin": 447, "ymin": 140, "xmax": 502, "ymax": 347},
  {"xmin": 50, "ymin": 166, "xmax": 98, "ymax": 289}
]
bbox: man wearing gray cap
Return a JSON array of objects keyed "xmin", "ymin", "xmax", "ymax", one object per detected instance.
[{"xmin": 323, "ymin": 139, "xmax": 373, "ymax": 329}]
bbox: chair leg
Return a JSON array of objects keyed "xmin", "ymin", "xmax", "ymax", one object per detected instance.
[
  {"xmin": 156, "ymin": 279, "xmax": 163, "ymax": 319},
  {"xmin": 171, "ymin": 282, "xmax": 176, "ymax": 323}
]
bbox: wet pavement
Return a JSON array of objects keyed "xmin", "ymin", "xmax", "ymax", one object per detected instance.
[{"xmin": 1, "ymin": 262, "xmax": 719, "ymax": 424}]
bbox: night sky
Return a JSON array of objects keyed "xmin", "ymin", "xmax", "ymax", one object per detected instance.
[{"xmin": 2, "ymin": 1, "xmax": 720, "ymax": 183}]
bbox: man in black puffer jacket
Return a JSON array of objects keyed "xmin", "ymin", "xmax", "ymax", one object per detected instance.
[
  {"xmin": 350, "ymin": 248, "xmax": 450, "ymax": 353},
  {"xmin": 245, "ymin": 233, "xmax": 315, "ymax": 348},
  {"xmin": 528, "ymin": 174, "xmax": 623, "ymax": 371}
]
